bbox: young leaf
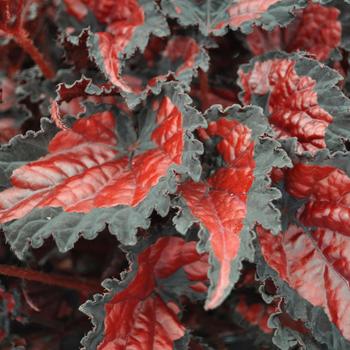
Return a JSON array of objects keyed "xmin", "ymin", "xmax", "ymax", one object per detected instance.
[
  {"xmin": 239, "ymin": 51, "xmax": 350, "ymax": 153},
  {"xmin": 80, "ymin": 236, "xmax": 209, "ymax": 350},
  {"xmin": 174, "ymin": 105, "xmax": 291, "ymax": 309},
  {"xmin": 161, "ymin": 0, "xmax": 308, "ymax": 36},
  {"xmin": 0, "ymin": 83, "xmax": 205, "ymax": 259}
]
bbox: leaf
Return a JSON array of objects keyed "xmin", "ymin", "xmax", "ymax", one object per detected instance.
[
  {"xmin": 86, "ymin": 0, "xmax": 169, "ymax": 100},
  {"xmin": 80, "ymin": 236, "xmax": 209, "ymax": 350},
  {"xmin": 0, "ymin": 118, "xmax": 59, "ymax": 189},
  {"xmin": 174, "ymin": 105, "xmax": 291, "ymax": 309},
  {"xmin": 63, "ymin": 29, "xmax": 208, "ymax": 108},
  {"xmin": 246, "ymin": 2, "xmax": 341, "ymax": 61},
  {"xmin": 161, "ymin": 0, "xmax": 308, "ymax": 36},
  {"xmin": 256, "ymin": 224, "xmax": 350, "ymax": 349},
  {"xmin": 256, "ymin": 151, "xmax": 350, "ymax": 345},
  {"xmin": 317, "ymin": 0, "xmax": 350, "ymax": 53},
  {"xmin": 286, "ymin": 162, "xmax": 350, "ymax": 235},
  {"xmin": 111, "ymin": 35, "xmax": 210, "ymax": 108},
  {"xmin": 0, "ymin": 83, "xmax": 205, "ymax": 259},
  {"xmin": 238, "ymin": 51, "xmax": 350, "ymax": 153}
]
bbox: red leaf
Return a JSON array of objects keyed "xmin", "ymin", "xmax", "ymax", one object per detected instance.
[
  {"xmin": 226, "ymin": 0, "xmax": 280, "ymax": 28},
  {"xmin": 97, "ymin": 236, "xmax": 208, "ymax": 350},
  {"xmin": 258, "ymin": 163, "xmax": 350, "ymax": 340},
  {"xmin": 286, "ymin": 163, "xmax": 350, "ymax": 240},
  {"xmin": 64, "ymin": 0, "xmax": 146, "ymax": 91},
  {"xmin": 0, "ymin": 96, "xmax": 185, "ymax": 223},
  {"xmin": 163, "ymin": 37, "xmax": 200, "ymax": 76},
  {"xmin": 239, "ymin": 58, "xmax": 333, "ymax": 154},
  {"xmin": 179, "ymin": 117, "xmax": 256, "ymax": 309},
  {"xmin": 95, "ymin": 30, "xmax": 140, "ymax": 92},
  {"xmin": 64, "ymin": 0, "xmax": 144, "ymax": 29},
  {"xmin": 257, "ymin": 224, "xmax": 350, "ymax": 341},
  {"xmin": 247, "ymin": 3, "xmax": 341, "ymax": 61}
]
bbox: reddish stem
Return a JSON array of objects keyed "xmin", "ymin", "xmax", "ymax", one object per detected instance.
[
  {"xmin": 0, "ymin": 264, "xmax": 102, "ymax": 295},
  {"xmin": 11, "ymin": 28, "xmax": 55, "ymax": 79}
]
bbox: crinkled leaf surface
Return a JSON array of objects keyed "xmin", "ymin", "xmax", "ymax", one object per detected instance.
[
  {"xmin": 0, "ymin": 83, "xmax": 205, "ymax": 259},
  {"xmin": 62, "ymin": 9, "xmax": 207, "ymax": 107},
  {"xmin": 175, "ymin": 105, "xmax": 291, "ymax": 309},
  {"xmin": 84, "ymin": 0, "xmax": 169, "ymax": 97},
  {"xmin": 161, "ymin": 0, "xmax": 308, "ymax": 36},
  {"xmin": 247, "ymin": 2, "xmax": 341, "ymax": 61},
  {"xmin": 80, "ymin": 236, "xmax": 209, "ymax": 350},
  {"xmin": 113, "ymin": 35, "xmax": 210, "ymax": 107},
  {"xmin": 239, "ymin": 51, "xmax": 350, "ymax": 153},
  {"xmin": 256, "ymin": 152, "xmax": 350, "ymax": 345},
  {"xmin": 0, "ymin": 118, "xmax": 60, "ymax": 189}
]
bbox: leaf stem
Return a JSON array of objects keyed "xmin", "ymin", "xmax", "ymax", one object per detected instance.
[
  {"xmin": 0, "ymin": 264, "xmax": 101, "ymax": 295},
  {"xmin": 11, "ymin": 27, "xmax": 55, "ymax": 79}
]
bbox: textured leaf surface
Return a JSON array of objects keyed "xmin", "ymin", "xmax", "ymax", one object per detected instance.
[
  {"xmin": 257, "ymin": 153, "xmax": 350, "ymax": 343},
  {"xmin": 239, "ymin": 51, "xmax": 350, "ymax": 153},
  {"xmin": 0, "ymin": 84, "xmax": 205, "ymax": 259},
  {"xmin": 85, "ymin": 0, "xmax": 169, "ymax": 97},
  {"xmin": 161, "ymin": 0, "xmax": 308, "ymax": 36},
  {"xmin": 80, "ymin": 236, "xmax": 209, "ymax": 349},
  {"xmin": 286, "ymin": 162, "xmax": 350, "ymax": 235},
  {"xmin": 175, "ymin": 105, "xmax": 291, "ymax": 309},
  {"xmin": 0, "ymin": 118, "xmax": 59, "ymax": 189},
  {"xmin": 66, "ymin": 31, "xmax": 207, "ymax": 107},
  {"xmin": 257, "ymin": 224, "xmax": 350, "ymax": 345},
  {"xmin": 115, "ymin": 35, "xmax": 209, "ymax": 107},
  {"xmin": 247, "ymin": 2, "xmax": 341, "ymax": 61}
]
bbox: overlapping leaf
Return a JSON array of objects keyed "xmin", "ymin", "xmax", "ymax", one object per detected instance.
[
  {"xmin": 62, "ymin": 0, "xmax": 170, "ymax": 104},
  {"xmin": 256, "ymin": 151, "xmax": 350, "ymax": 348},
  {"xmin": 0, "ymin": 83, "xmax": 205, "ymax": 259},
  {"xmin": 108, "ymin": 35, "xmax": 210, "ymax": 107},
  {"xmin": 239, "ymin": 51, "xmax": 350, "ymax": 153},
  {"xmin": 246, "ymin": 2, "xmax": 341, "ymax": 61},
  {"xmin": 161, "ymin": 0, "xmax": 308, "ymax": 36},
  {"xmin": 80, "ymin": 236, "xmax": 209, "ymax": 350},
  {"xmin": 315, "ymin": 0, "xmax": 350, "ymax": 53},
  {"xmin": 62, "ymin": 3, "xmax": 209, "ymax": 107},
  {"xmin": 174, "ymin": 105, "xmax": 291, "ymax": 309}
]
